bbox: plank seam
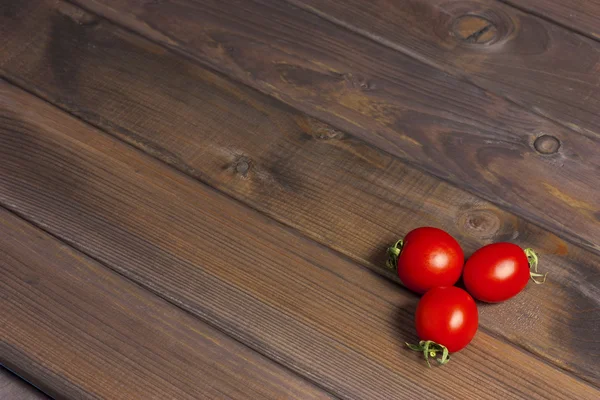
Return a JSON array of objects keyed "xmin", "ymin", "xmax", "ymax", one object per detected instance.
[{"xmin": 497, "ymin": 0, "xmax": 600, "ymax": 44}]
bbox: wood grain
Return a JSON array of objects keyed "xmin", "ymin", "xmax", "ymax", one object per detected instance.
[
  {"xmin": 288, "ymin": 0, "xmax": 600, "ymax": 143},
  {"xmin": 0, "ymin": 207, "xmax": 334, "ymax": 400},
  {"xmin": 1, "ymin": 80, "xmax": 599, "ymax": 398},
  {"xmin": 499, "ymin": 0, "xmax": 600, "ymax": 41},
  {"xmin": 60, "ymin": 0, "xmax": 600, "ymax": 257},
  {"xmin": 1, "ymin": 0, "xmax": 598, "ymax": 385},
  {"xmin": 0, "ymin": 368, "xmax": 49, "ymax": 400}
]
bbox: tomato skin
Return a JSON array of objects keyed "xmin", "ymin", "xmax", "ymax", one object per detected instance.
[
  {"xmin": 396, "ymin": 227, "xmax": 464, "ymax": 294},
  {"xmin": 415, "ymin": 286, "xmax": 478, "ymax": 352},
  {"xmin": 463, "ymin": 243, "xmax": 530, "ymax": 303}
]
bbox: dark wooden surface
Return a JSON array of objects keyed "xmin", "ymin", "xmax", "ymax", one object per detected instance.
[
  {"xmin": 2, "ymin": 203, "xmax": 335, "ymax": 400},
  {"xmin": 2, "ymin": 80, "xmax": 599, "ymax": 399},
  {"xmin": 66, "ymin": 0, "xmax": 600, "ymax": 257},
  {"xmin": 1, "ymin": 0, "xmax": 599, "ymax": 398},
  {"xmin": 0, "ymin": 204, "xmax": 333, "ymax": 400},
  {"xmin": 1, "ymin": 0, "xmax": 599, "ymax": 386},
  {"xmin": 0, "ymin": 368, "xmax": 50, "ymax": 400},
  {"xmin": 291, "ymin": 0, "xmax": 600, "ymax": 143}
]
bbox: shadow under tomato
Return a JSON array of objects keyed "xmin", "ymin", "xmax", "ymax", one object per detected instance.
[{"xmin": 393, "ymin": 298, "xmax": 424, "ymax": 361}]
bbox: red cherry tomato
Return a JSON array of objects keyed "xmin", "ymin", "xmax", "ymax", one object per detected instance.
[
  {"xmin": 408, "ymin": 287, "xmax": 478, "ymax": 366},
  {"xmin": 463, "ymin": 243, "xmax": 546, "ymax": 303},
  {"xmin": 387, "ymin": 227, "xmax": 464, "ymax": 294}
]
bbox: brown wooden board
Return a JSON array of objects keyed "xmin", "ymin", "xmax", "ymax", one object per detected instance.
[
  {"xmin": 0, "ymin": 207, "xmax": 335, "ymax": 400},
  {"xmin": 1, "ymin": 0, "xmax": 599, "ymax": 385},
  {"xmin": 499, "ymin": 0, "xmax": 600, "ymax": 42},
  {"xmin": 287, "ymin": 0, "xmax": 600, "ymax": 143},
  {"xmin": 58, "ymin": 0, "xmax": 600, "ymax": 257},
  {"xmin": 0, "ymin": 368, "xmax": 50, "ymax": 400},
  {"xmin": 1, "ymin": 80, "xmax": 599, "ymax": 398}
]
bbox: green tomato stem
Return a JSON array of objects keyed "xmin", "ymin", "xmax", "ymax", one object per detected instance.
[
  {"xmin": 406, "ymin": 340, "xmax": 450, "ymax": 367},
  {"xmin": 524, "ymin": 248, "xmax": 547, "ymax": 284},
  {"xmin": 386, "ymin": 239, "xmax": 404, "ymax": 271}
]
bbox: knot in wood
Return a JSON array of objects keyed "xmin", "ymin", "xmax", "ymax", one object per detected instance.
[
  {"xmin": 303, "ymin": 117, "xmax": 344, "ymax": 140},
  {"xmin": 233, "ymin": 156, "xmax": 251, "ymax": 177},
  {"xmin": 457, "ymin": 209, "xmax": 501, "ymax": 240},
  {"xmin": 534, "ymin": 135, "xmax": 560, "ymax": 154},
  {"xmin": 235, "ymin": 160, "xmax": 250, "ymax": 175},
  {"xmin": 452, "ymin": 15, "xmax": 497, "ymax": 44},
  {"xmin": 343, "ymin": 73, "xmax": 373, "ymax": 91}
]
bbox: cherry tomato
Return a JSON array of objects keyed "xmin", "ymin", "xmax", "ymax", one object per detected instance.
[
  {"xmin": 408, "ymin": 286, "xmax": 478, "ymax": 366},
  {"xmin": 387, "ymin": 227, "xmax": 464, "ymax": 294},
  {"xmin": 463, "ymin": 243, "xmax": 546, "ymax": 303}
]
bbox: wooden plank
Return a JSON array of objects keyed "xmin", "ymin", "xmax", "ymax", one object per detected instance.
[
  {"xmin": 296, "ymin": 0, "xmax": 600, "ymax": 149},
  {"xmin": 499, "ymin": 0, "xmax": 600, "ymax": 42},
  {"xmin": 1, "ymin": 0, "xmax": 598, "ymax": 385},
  {"xmin": 56, "ymin": 0, "xmax": 600, "ymax": 256},
  {"xmin": 286, "ymin": 0, "xmax": 600, "ymax": 144},
  {"xmin": 0, "ymin": 207, "xmax": 335, "ymax": 400},
  {"xmin": 1, "ymin": 80, "xmax": 599, "ymax": 399},
  {"xmin": 0, "ymin": 368, "xmax": 50, "ymax": 400}
]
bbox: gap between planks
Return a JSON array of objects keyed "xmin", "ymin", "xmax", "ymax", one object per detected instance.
[
  {"xmin": 498, "ymin": 0, "xmax": 600, "ymax": 43},
  {"xmin": 0, "ymin": 367, "xmax": 50, "ymax": 400}
]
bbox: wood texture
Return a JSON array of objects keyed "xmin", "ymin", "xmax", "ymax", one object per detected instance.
[
  {"xmin": 1, "ymin": 79, "xmax": 599, "ymax": 399},
  {"xmin": 499, "ymin": 0, "xmax": 600, "ymax": 41},
  {"xmin": 1, "ymin": 0, "xmax": 598, "ymax": 385},
  {"xmin": 0, "ymin": 368, "xmax": 50, "ymax": 400},
  {"xmin": 289, "ymin": 0, "xmax": 600, "ymax": 142},
  {"xmin": 0, "ymin": 207, "xmax": 334, "ymax": 400},
  {"xmin": 62, "ymin": 0, "xmax": 600, "ymax": 257}
]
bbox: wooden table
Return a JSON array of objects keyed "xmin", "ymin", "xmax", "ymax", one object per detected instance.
[{"xmin": 1, "ymin": 0, "xmax": 598, "ymax": 398}]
